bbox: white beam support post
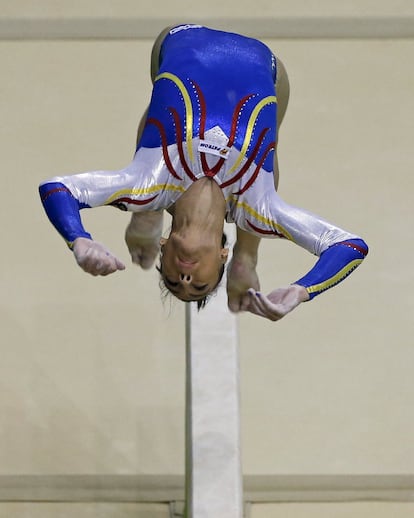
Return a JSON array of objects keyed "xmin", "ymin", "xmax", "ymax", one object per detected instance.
[{"xmin": 185, "ymin": 226, "xmax": 243, "ymax": 518}]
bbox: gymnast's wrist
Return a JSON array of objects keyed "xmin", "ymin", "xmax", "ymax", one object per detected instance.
[
  {"xmin": 291, "ymin": 283, "xmax": 311, "ymax": 302},
  {"xmin": 232, "ymin": 245, "xmax": 258, "ymax": 267},
  {"xmin": 70, "ymin": 235, "xmax": 93, "ymax": 250}
]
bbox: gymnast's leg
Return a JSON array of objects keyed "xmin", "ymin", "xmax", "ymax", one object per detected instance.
[
  {"xmin": 227, "ymin": 55, "xmax": 290, "ymax": 310},
  {"xmin": 273, "ymin": 56, "xmax": 290, "ymax": 191},
  {"xmin": 125, "ymin": 105, "xmax": 164, "ymax": 270},
  {"xmin": 124, "ymin": 28, "xmax": 174, "ymax": 270}
]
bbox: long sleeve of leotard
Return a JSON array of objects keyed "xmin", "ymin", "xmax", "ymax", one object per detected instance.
[
  {"xmin": 293, "ymin": 238, "xmax": 368, "ymax": 299},
  {"xmin": 251, "ymin": 190, "xmax": 369, "ymax": 299},
  {"xmin": 39, "ymin": 180, "xmax": 93, "ymax": 247},
  {"xmin": 39, "ymin": 159, "xmax": 144, "ymax": 248}
]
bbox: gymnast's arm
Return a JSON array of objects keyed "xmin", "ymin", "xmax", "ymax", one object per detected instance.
[
  {"xmin": 241, "ymin": 192, "xmax": 368, "ymax": 321},
  {"xmin": 38, "ymin": 161, "xmax": 143, "ymax": 276}
]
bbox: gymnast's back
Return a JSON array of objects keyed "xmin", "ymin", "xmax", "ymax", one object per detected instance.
[
  {"xmin": 140, "ymin": 24, "xmax": 277, "ymax": 153},
  {"xmin": 159, "ymin": 24, "xmax": 275, "ymax": 79}
]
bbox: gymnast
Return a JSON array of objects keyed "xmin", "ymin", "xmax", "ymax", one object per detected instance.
[{"xmin": 39, "ymin": 24, "xmax": 368, "ymax": 321}]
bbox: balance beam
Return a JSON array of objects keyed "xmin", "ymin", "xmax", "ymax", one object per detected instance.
[{"xmin": 185, "ymin": 226, "xmax": 243, "ymax": 517}]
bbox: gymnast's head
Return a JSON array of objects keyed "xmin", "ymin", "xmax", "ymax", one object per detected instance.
[{"xmin": 157, "ymin": 231, "xmax": 229, "ymax": 309}]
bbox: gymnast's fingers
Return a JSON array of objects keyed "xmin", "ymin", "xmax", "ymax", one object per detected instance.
[
  {"xmin": 244, "ymin": 289, "xmax": 269, "ymax": 319},
  {"xmin": 246, "ymin": 289, "xmax": 285, "ymax": 321}
]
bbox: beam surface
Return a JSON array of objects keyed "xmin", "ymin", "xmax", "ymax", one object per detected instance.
[{"xmin": 185, "ymin": 225, "xmax": 242, "ymax": 518}]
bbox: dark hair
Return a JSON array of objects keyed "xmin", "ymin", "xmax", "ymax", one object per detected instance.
[{"xmin": 157, "ymin": 232, "xmax": 227, "ymax": 310}]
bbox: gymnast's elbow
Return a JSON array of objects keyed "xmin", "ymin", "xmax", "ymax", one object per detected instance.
[
  {"xmin": 39, "ymin": 176, "xmax": 67, "ymax": 189},
  {"xmin": 328, "ymin": 236, "xmax": 369, "ymax": 262}
]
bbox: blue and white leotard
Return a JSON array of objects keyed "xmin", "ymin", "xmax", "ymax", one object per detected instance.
[{"xmin": 39, "ymin": 24, "xmax": 368, "ymax": 299}]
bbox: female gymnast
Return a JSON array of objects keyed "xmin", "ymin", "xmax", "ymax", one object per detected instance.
[{"xmin": 39, "ymin": 24, "xmax": 368, "ymax": 321}]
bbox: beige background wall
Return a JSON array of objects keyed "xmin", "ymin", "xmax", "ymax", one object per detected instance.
[
  {"xmin": 1, "ymin": 0, "xmax": 414, "ymax": 20},
  {"xmin": 1, "ymin": 1, "xmax": 413, "ymax": 515},
  {"xmin": 2, "ymin": 0, "xmax": 414, "ymax": 20}
]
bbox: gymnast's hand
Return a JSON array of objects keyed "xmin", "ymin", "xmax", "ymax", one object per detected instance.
[
  {"xmin": 73, "ymin": 237, "xmax": 126, "ymax": 276},
  {"xmin": 242, "ymin": 285, "xmax": 310, "ymax": 321},
  {"xmin": 125, "ymin": 212, "xmax": 163, "ymax": 270},
  {"xmin": 125, "ymin": 234, "xmax": 160, "ymax": 270},
  {"xmin": 226, "ymin": 255, "xmax": 260, "ymax": 312}
]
